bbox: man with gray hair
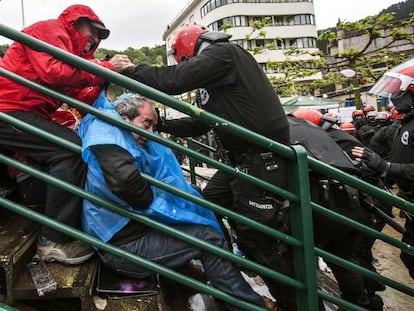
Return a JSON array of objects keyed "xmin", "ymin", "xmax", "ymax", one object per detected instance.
[{"xmin": 78, "ymin": 93, "xmax": 272, "ymax": 310}]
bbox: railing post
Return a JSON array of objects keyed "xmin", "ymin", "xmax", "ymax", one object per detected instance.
[
  {"xmin": 187, "ymin": 139, "xmax": 197, "ymax": 185},
  {"xmin": 289, "ymin": 145, "xmax": 319, "ymax": 310}
]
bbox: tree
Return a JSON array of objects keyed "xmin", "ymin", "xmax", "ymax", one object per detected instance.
[
  {"xmin": 94, "ymin": 45, "xmax": 167, "ymax": 99},
  {"xmin": 229, "ymin": 11, "xmax": 414, "ymax": 109},
  {"xmin": 318, "ymin": 12, "xmax": 414, "ymax": 108},
  {"xmin": 0, "ymin": 44, "xmax": 9, "ymax": 56}
]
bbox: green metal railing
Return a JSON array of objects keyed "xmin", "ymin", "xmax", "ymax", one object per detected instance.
[{"xmin": 1, "ymin": 22, "xmax": 414, "ymax": 311}]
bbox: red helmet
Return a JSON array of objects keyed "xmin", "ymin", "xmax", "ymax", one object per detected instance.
[
  {"xmin": 366, "ymin": 110, "xmax": 377, "ymax": 121},
  {"xmin": 375, "ymin": 111, "xmax": 390, "ymax": 121},
  {"xmin": 292, "ymin": 108, "xmax": 322, "ymax": 126},
  {"xmin": 339, "ymin": 122, "xmax": 355, "ymax": 135},
  {"xmin": 323, "ymin": 111, "xmax": 339, "ymax": 122},
  {"xmin": 370, "ymin": 58, "xmax": 414, "ymax": 99},
  {"xmin": 352, "ymin": 110, "xmax": 364, "ymax": 119},
  {"xmin": 168, "ymin": 24, "xmax": 209, "ymax": 63},
  {"xmin": 362, "ymin": 105, "xmax": 375, "ymax": 115},
  {"xmin": 391, "ymin": 108, "xmax": 405, "ymax": 120}
]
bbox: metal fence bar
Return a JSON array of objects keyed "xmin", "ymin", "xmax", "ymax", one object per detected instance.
[
  {"xmin": 0, "ymin": 196, "xmax": 267, "ymax": 311},
  {"xmin": 0, "ymin": 152, "xmax": 304, "ymax": 290},
  {"xmin": 289, "ymin": 145, "xmax": 319, "ymax": 310},
  {"xmin": 1, "ymin": 22, "xmax": 413, "ymax": 310}
]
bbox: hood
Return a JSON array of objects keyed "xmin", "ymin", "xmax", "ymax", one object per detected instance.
[
  {"xmin": 58, "ymin": 5, "xmax": 109, "ymax": 57},
  {"xmin": 59, "ymin": 4, "xmax": 107, "ymax": 29}
]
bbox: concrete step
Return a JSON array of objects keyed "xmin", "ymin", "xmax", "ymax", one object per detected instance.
[
  {"xmin": 12, "ymin": 255, "xmax": 164, "ymax": 311},
  {"xmin": 13, "ymin": 258, "xmax": 98, "ymax": 310},
  {"xmin": 0, "ymin": 209, "xmax": 40, "ymax": 304}
]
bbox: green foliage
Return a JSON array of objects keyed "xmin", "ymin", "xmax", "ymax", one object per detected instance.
[
  {"xmin": 235, "ymin": 2, "xmax": 414, "ymax": 104},
  {"xmin": 220, "ymin": 23, "xmax": 234, "ymax": 32},
  {"xmin": 0, "ymin": 44, "xmax": 10, "ymax": 55},
  {"xmin": 245, "ymin": 17, "xmax": 271, "ymax": 41},
  {"xmin": 95, "ymin": 45, "xmax": 167, "ymax": 67}
]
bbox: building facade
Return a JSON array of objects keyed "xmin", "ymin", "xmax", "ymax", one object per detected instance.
[
  {"xmin": 328, "ymin": 20, "xmax": 414, "ymax": 59},
  {"xmin": 163, "ymin": 0, "xmax": 321, "ymax": 79}
]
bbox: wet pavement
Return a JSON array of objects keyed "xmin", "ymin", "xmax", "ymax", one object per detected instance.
[{"xmin": 373, "ymin": 209, "xmax": 414, "ymax": 311}]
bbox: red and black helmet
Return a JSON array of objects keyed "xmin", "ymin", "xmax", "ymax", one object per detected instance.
[
  {"xmin": 370, "ymin": 58, "xmax": 414, "ymax": 99},
  {"xmin": 362, "ymin": 105, "xmax": 375, "ymax": 115},
  {"xmin": 366, "ymin": 110, "xmax": 377, "ymax": 121},
  {"xmin": 168, "ymin": 24, "xmax": 209, "ymax": 63},
  {"xmin": 375, "ymin": 111, "xmax": 391, "ymax": 124},
  {"xmin": 292, "ymin": 108, "xmax": 322, "ymax": 126},
  {"xmin": 352, "ymin": 110, "xmax": 364, "ymax": 119},
  {"xmin": 390, "ymin": 108, "xmax": 405, "ymax": 120},
  {"xmin": 339, "ymin": 122, "xmax": 356, "ymax": 135}
]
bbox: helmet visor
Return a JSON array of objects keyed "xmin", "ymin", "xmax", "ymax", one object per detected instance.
[
  {"xmin": 369, "ymin": 72, "xmax": 414, "ymax": 99},
  {"xmin": 166, "ymin": 48, "xmax": 178, "ymax": 65}
]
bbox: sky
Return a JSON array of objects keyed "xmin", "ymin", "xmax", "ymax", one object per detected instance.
[{"xmin": 0, "ymin": 0, "xmax": 404, "ymax": 51}]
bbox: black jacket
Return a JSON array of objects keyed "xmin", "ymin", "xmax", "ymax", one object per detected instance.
[
  {"xmin": 370, "ymin": 121, "xmax": 400, "ymax": 161},
  {"xmin": 388, "ymin": 113, "xmax": 414, "ymax": 195},
  {"xmin": 122, "ymin": 42, "xmax": 290, "ymax": 153},
  {"xmin": 91, "ymin": 144, "xmax": 152, "ymax": 244}
]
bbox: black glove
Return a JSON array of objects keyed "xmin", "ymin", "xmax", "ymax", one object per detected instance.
[
  {"xmin": 155, "ymin": 108, "xmax": 166, "ymax": 132},
  {"xmin": 360, "ymin": 147, "xmax": 389, "ymax": 177}
]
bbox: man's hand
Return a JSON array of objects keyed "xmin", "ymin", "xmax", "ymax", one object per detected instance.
[
  {"xmin": 108, "ymin": 54, "xmax": 134, "ymax": 72},
  {"xmin": 351, "ymin": 146, "xmax": 389, "ymax": 176}
]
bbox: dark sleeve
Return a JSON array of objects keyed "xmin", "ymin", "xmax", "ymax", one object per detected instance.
[
  {"xmin": 90, "ymin": 144, "xmax": 153, "ymax": 210},
  {"xmin": 161, "ymin": 117, "xmax": 211, "ymax": 137},
  {"xmin": 121, "ymin": 44, "xmax": 233, "ymax": 95},
  {"xmin": 387, "ymin": 162, "xmax": 414, "ymax": 181},
  {"xmin": 370, "ymin": 128, "xmax": 386, "ymax": 154}
]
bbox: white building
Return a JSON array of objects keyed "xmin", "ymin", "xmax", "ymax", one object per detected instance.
[{"xmin": 162, "ymin": 0, "xmax": 321, "ymax": 80}]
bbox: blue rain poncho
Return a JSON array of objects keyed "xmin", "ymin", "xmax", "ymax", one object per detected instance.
[{"xmin": 78, "ymin": 92, "xmax": 222, "ymax": 242}]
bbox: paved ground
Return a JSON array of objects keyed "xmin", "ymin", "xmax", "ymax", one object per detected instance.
[
  {"xmin": 186, "ymin": 167, "xmax": 414, "ymax": 310},
  {"xmin": 373, "ymin": 210, "xmax": 414, "ymax": 311}
]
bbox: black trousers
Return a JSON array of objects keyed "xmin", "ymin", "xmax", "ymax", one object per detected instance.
[
  {"xmin": 401, "ymin": 216, "xmax": 414, "ymax": 279},
  {"xmin": 202, "ymin": 152, "xmax": 298, "ymax": 311},
  {"xmin": 0, "ymin": 111, "xmax": 86, "ymax": 243}
]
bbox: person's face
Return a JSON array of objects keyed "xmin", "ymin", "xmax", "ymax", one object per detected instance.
[
  {"xmin": 74, "ymin": 19, "xmax": 99, "ymax": 55},
  {"xmin": 123, "ymin": 103, "xmax": 158, "ymax": 146}
]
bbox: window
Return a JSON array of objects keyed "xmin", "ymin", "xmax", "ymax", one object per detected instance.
[{"xmin": 256, "ymin": 39, "xmax": 265, "ymax": 48}]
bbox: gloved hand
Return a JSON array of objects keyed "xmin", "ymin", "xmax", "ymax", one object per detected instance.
[
  {"xmin": 155, "ymin": 108, "xmax": 166, "ymax": 132},
  {"xmin": 359, "ymin": 147, "xmax": 389, "ymax": 176}
]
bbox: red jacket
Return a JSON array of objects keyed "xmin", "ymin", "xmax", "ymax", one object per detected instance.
[{"xmin": 0, "ymin": 5, "xmax": 113, "ymax": 119}]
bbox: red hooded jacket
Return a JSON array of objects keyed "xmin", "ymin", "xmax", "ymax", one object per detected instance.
[{"xmin": 0, "ymin": 5, "xmax": 113, "ymax": 119}]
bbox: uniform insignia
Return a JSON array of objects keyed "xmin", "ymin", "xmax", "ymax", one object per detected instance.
[{"xmin": 401, "ymin": 130, "xmax": 410, "ymax": 146}]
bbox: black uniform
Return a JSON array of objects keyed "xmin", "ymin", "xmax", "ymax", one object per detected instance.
[
  {"xmin": 353, "ymin": 117, "xmax": 368, "ymax": 131},
  {"xmin": 370, "ymin": 121, "xmax": 400, "ymax": 161},
  {"xmin": 387, "ymin": 112, "xmax": 414, "ymax": 279},
  {"xmin": 326, "ymin": 126, "xmax": 388, "ymax": 307},
  {"xmin": 290, "ymin": 117, "xmax": 384, "ymax": 310},
  {"xmin": 356, "ymin": 121, "xmax": 377, "ymax": 147},
  {"xmin": 122, "ymin": 41, "xmax": 293, "ymax": 309}
]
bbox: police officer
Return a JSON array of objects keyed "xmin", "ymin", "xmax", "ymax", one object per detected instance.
[
  {"xmin": 352, "ymin": 58, "xmax": 414, "ymax": 280},
  {"xmin": 290, "ymin": 109, "xmax": 386, "ymax": 310},
  {"xmin": 111, "ymin": 24, "xmax": 293, "ymax": 310}
]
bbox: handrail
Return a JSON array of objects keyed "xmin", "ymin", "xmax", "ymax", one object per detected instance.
[{"xmin": 0, "ymin": 22, "xmax": 413, "ymax": 311}]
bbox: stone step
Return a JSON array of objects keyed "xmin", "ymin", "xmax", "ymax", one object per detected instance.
[
  {"xmin": 0, "ymin": 208, "xmax": 40, "ymax": 304},
  {"xmin": 12, "ymin": 258, "xmax": 164, "ymax": 310},
  {"xmin": 13, "ymin": 259, "xmax": 98, "ymax": 310}
]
